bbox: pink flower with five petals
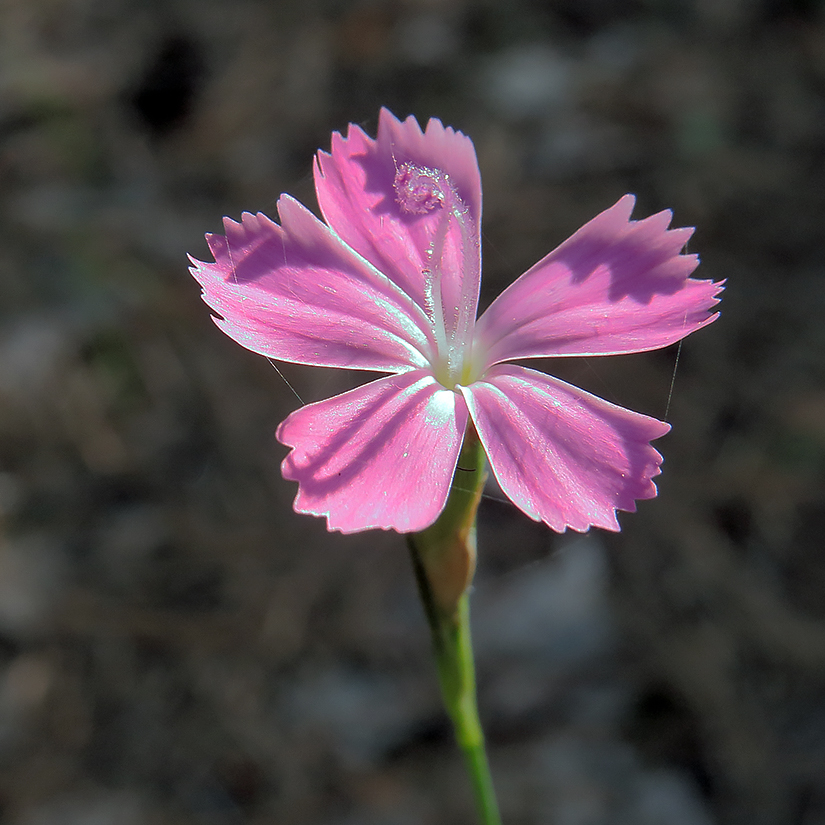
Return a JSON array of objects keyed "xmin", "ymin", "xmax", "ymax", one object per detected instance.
[{"xmin": 189, "ymin": 109, "xmax": 722, "ymax": 535}]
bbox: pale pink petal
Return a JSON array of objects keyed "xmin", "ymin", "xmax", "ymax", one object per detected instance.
[
  {"xmin": 461, "ymin": 364, "xmax": 671, "ymax": 533},
  {"xmin": 277, "ymin": 370, "xmax": 469, "ymax": 534},
  {"xmin": 314, "ymin": 109, "xmax": 482, "ymax": 345},
  {"xmin": 475, "ymin": 195, "xmax": 723, "ymax": 365},
  {"xmin": 189, "ymin": 195, "xmax": 434, "ymax": 372}
]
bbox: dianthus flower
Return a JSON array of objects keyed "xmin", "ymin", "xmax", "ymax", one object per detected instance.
[{"xmin": 190, "ymin": 109, "xmax": 722, "ymax": 535}]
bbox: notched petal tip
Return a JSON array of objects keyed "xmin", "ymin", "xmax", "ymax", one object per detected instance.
[
  {"xmin": 612, "ymin": 193, "xmax": 636, "ymax": 218},
  {"xmin": 381, "ymin": 107, "xmax": 422, "ymax": 138},
  {"xmin": 643, "ymin": 207, "xmax": 674, "ymax": 230},
  {"xmin": 220, "ymin": 214, "xmax": 242, "ymax": 235}
]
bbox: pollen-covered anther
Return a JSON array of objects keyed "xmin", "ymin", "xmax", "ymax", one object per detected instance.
[{"xmin": 394, "ymin": 162, "xmax": 445, "ymax": 214}]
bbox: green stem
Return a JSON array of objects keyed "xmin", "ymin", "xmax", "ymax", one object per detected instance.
[{"xmin": 408, "ymin": 426, "xmax": 502, "ymax": 825}]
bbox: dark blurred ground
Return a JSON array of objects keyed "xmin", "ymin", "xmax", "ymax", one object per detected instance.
[{"xmin": 1, "ymin": 1, "xmax": 824, "ymax": 823}]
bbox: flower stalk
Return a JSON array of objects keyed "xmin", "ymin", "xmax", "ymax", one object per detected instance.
[{"xmin": 408, "ymin": 426, "xmax": 502, "ymax": 825}]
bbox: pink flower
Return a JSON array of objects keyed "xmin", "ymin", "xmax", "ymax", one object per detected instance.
[{"xmin": 190, "ymin": 109, "xmax": 722, "ymax": 535}]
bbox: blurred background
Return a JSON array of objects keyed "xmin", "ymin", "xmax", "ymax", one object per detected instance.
[{"xmin": 1, "ymin": 0, "xmax": 824, "ymax": 823}]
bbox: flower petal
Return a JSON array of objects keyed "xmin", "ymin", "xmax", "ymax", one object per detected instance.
[
  {"xmin": 475, "ymin": 195, "xmax": 723, "ymax": 365},
  {"xmin": 461, "ymin": 364, "xmax": 671, "ymax": 532},
  {"xmin": 314, "ymin": 109, "xmax": 482, "ymax": 340},
  {"xmin": 189, "ymin": 195, "xmax": 434, "ymax": 371},
  {"xmin": 277, "ymin": 370, "xmax": 469, "ymax": 534}
]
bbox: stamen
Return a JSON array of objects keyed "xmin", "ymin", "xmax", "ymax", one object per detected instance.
[
  {"xmin": 450, "ymin": 196, "xmax": 480, "ymax": 384},
  {"xmin": 426, "ymin": 208, "xmax": 453, "ymax": 381},
  {"xmin": 394, "ymin": 163, "xmax": 445, "ymax": 214},
  {"xmin": 393, "ymin": 161, "xmax": 479, "ymax": 388}
]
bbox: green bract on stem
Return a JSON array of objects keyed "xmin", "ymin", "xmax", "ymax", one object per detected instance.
[{"xmin": 408, "ymin": 424, "xmax": 502, "ymax": 825}]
